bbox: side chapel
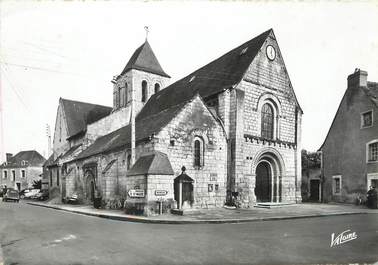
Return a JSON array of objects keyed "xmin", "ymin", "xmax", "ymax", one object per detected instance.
[{"xmin": 45, "ymin": 29, "xmax": 303, "ymax": 215}]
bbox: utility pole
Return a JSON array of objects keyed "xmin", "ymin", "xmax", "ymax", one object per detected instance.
[
  {"xmin": 0, "ymin": 70, "xmax": 5, "ymax": 164},
  {"xmin": 46, "ymin": 124, "xmax": 52, "ymax": 158}
]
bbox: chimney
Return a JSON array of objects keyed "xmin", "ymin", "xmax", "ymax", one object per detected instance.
[
  {"xmin": 6, "ymin": 153, "xmax": 12, "ymax": 162},
  {"xmin": 347, "ymin": 68, "xmax": 368, "ymax": 88}
]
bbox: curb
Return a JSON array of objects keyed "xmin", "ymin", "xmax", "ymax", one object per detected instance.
[{"xmin": 26, "ymin": 202, "xmax": 374, "ymax": 224}]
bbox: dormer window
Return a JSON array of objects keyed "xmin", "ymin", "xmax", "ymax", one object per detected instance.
[
  {"xmin": 142, "ymin": 80, "xmax": 148, "ymax": 103},
  {"xmin": 361, "ymin": 110, "xmax": 373, "ymax": 128},
  {"xmin": 21, "ymin": 160, "xmax": 28, "ymax": 166}
]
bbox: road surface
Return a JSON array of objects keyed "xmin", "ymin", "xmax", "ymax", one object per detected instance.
[{"xmin": 0, "ymin": 201, "xmax": 377, "ymax": 265}]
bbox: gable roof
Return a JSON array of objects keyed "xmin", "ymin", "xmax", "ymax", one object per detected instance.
[
  {"xmin": 75, "ymin": 101, "xmax": 186, "ymax": 161},
  {"xmin": 319, "ymin": 80, "xmax": 378, "ymax": 151},
  {"xmin": 60, "ymin": 98, "xmax": 112, "ymax": 139},
  {"xmin": 1, "ymin": 150, "xmax": 46, "ymax": 168},
  {"xmin": 138, "ymin": 29, "xmax": 272, "ymax": 120},
  {"xmin": 120, "ymin": 41, "xmax": 170, "ymax": 78},
  {"xmin": 127, "ymin": 151, "xmax": 174, "ymax": 176},
  {"xmin": 363, "ymin": 81, "xmax": 378, "ymax": 107}
]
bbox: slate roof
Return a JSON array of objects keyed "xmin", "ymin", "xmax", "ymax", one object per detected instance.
[
  {"xmin": 364, "ymin": 81, "xmax": 378, "ymax": 107},
  {"xmin": 43, "ymin": 154, "xmax": 54, "ymax": 167},
  {"xmin": 75, "ymin": 101, "xmax": 186, "ymax": 161},
  {"xmin": 120, "ymin": 41, "xmax": 170, "ymax": 78},
  {"xmin": 138, "ymin": 29, "xmax": 273, "ymax": 120},
  {"xmin": 61, "ymin": 98, "xmax": 112, "ymax": 139},
  {"xmin": 127, "ymin": 151, "xmax": 174, "ymax": 176},
  {"xmin": 1, "ymin": 150, "xmax": 46, "ymax": 168},
  {"xmin": 319, "ymin": 79, "xmax": 378, "ymax": 151},
  {"xmin": 75, "ymin": 29, "xmax": 298, "ymax": 160}
]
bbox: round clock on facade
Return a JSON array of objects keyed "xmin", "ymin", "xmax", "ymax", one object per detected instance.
[{"xmin": 266, "ymin": 45, "xmax": 276, "ymax": 60}]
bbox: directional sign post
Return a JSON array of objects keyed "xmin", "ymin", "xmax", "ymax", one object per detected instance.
[{"xmin": 128, "ymin": 189, "xmax": 145, "ymax": 198}]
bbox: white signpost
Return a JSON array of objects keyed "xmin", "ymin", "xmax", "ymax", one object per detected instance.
[
  {"xmin": 128, "ymin": 189, "xmax": 145, "ymax": 198},
  {"xmin": 155, "ymin": 190, "xmax": 168, "ymax": 215}
]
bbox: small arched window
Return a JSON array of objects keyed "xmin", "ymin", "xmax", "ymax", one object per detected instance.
[
  {"xmin": 154, "ymin": 83, "xmax": 160, "ymax": 94},
  {"xmin": 261, "ymin": 103, "xmax": 274, "ymax": 139},
  {"xmin": 124, "ymin": 83, "xmax": 128, "ymax": 104},
  {"xmin": 141, "ymin": 80, "xmax": 148, "ymax": 103},
  {"xmin": 194, "ymin": 137, "xmax": 204, "ymax": 168},
  {"xmin": 127, "ymin": 154, "xmax": 132, "ymax": 170},
  {"xmin": 118, "ymin": 87, "xmax": 122, "ymax": 107}
]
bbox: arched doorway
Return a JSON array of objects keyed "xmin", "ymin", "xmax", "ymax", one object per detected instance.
[
  {"xmin": 253, "ymin": 149, "xmax": 284, "ymax": 203},
  {"xmin": 174, "ymin": 171, "xmax": 194, "ymax": 209},
  {"xmin": 255, "ymin": 161, "xmax": 272, "ymax": 202},
  {"xmin": 84, "ymin": 170, "xmax": 95, "ymax": 202}
]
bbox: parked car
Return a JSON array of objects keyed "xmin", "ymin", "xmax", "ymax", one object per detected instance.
[
  {"xmin": 66, "ymin": 193, "xmax": 79, "ymax": 204},
  {"xmin": 2, "ymin": 189, "xmax": 20, "ymax": 202},
  {"xmin": 33, "ymin": 190, "xmax": 49, "ymax": 201},
  {"xmin": 21, "ymin": 189, "xmax": 40, "ymax": 199}
]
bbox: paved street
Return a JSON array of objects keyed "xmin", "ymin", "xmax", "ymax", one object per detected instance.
[{"xmin": 0, "ymin": 201, "xmax": 377, "ymax": 265}]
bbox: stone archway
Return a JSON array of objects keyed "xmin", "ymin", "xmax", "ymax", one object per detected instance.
[
  {"xmin": 252, "ymin": 148, "xmax": 285, "ymax": 203},
  {"xmin": 255, "ymin": 161, "xmax": 272, "ymax": 202},
  {"xmin": 84, "ymin": 170, "xmax": 95, "ymax": 203}
]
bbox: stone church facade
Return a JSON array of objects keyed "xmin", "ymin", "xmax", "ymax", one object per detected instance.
[{"xmin": 46, "ymin": 29, "xmax": 302, "ymax": 215}]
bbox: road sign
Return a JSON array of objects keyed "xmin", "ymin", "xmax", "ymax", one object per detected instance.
[
  {"xmin": 128, "ymin": 189, "xmax": 145, "ymax": 198},
  {"xmin": 155, "ymin": 190, "xmax": 168, "ymax": 196}
]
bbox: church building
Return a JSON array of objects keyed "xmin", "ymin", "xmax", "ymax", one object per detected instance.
[{"xmin": 47, "ymin": 29, "xmax": 303, "ymax": 215}]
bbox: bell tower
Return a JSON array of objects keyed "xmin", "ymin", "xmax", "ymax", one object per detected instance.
[{"xmin": 111, "ymin": 39, "xmax": 170, "ymax": 115}]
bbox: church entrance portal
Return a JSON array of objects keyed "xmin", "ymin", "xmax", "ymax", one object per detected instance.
[
  {"xmin": 255, "ymin": 162, "xmax": 272, "ymax": 202},
  {"xmin": 254, "ymin": 151, "xmax": 283, "ymax": 203}
]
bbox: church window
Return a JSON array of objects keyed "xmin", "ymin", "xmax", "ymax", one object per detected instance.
[
  {"xmin": 127, "ymin": 154, "xmax": 131, "ymax": 170},
  {"xmin": 194, "ymin": 137, "xmax": 204, "ymax": 168},
  {"xmin": 57, "ymin": 169, "xmax": 60, "ymax": 186},
  {"xmin": 125, "ymin": 83, "xmax": 128, "ymax": 104},
  {"xmin": 142, "ymin": 81, "xmax": 148, "ymax": 103},
  {"xmin": 154, "ymin": 83, "xmax": 160, "ymax": 94},
  {"xmin": 50, "ymin": 171, "xmax": 52, "ymax": 186},
  {"xmin": 118, "ymin": 87, "xmax": 122, "ymax": 107},
  {"xmin": 261, "ymin": 103, "xmax": 274, "ymax": 139}
]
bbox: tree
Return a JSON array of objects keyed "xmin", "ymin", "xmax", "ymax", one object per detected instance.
[{"xmin": 32, "ymin": 179, "xmax": 42, "ymax": 189}]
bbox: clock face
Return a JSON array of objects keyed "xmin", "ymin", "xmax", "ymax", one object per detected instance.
[{"xmin": 266, "ymin": 45, "xmax": 276, "ymax": 60}]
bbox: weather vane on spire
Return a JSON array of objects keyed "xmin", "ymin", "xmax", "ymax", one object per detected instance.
[{"xmin": 144, "ymin": 26, "xmax": 149, "ymax": 41}]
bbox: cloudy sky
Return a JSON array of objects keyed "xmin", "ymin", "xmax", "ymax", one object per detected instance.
[{"xmin": 0, "ymin": 1, "xmax": 377, "ymax": 160}]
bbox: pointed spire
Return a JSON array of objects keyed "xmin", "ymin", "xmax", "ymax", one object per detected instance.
[{"xmin": 120, "ymin": 38, "xmax": 170, "ymax": 78}]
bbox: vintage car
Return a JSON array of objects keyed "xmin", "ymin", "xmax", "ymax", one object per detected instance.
[{"xmin": 2, "ymin": 189, "xmax": 20, "ymax": 203}]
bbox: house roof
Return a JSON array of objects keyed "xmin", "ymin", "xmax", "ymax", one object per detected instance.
[
  {"xmin": 61, "ymin": 98, "xmax": 112, "ymax": 139},
  {"xmin": 120, "ymin": 41, "xmax": 170, "ymax": 78},
  {"xmin": 75, "ymin": 101, "xmax": 186, "ymax": 161},
  {"xmin": 1, "ymin": 150, "xmax": 46, "ymax": 168},
  {"xmin": 137, "ymin": 29, "xmax": 273, "ymax": 120},
  {"xmin": 127, "ymin": 151, "xmax": 174, "ymax": 176},
  {"xmin": 364, "ymin": 81, "xmax": 378, "ymax": 107},
  {"xmin": 43, "ymin": 154, "xmax": 54, "ymax": 167},
  {"xmin": 319, "ymin": 80, "xmax": 378, "ymax": 151}
]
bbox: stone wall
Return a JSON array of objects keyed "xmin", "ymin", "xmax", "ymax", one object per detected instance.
[
  {"xmin": 153, "ymin": 95, "xmax": 228, "ymax": 208},
  {"xmin": 227, "ymin": 31, "xmax": 301, "ymax": 207}
]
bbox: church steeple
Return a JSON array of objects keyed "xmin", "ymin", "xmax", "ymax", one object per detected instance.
[
  {"xmin": 120, "ymin": 41, "xmax": 170, "ymax": 78},
  {"xmin": 112, "ymin": 38, "xmax": 170, "ymax": 113}
]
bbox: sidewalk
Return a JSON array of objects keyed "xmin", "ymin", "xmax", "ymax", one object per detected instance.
[{"xmin": 27, "ymin": 201, "xmax": 378, "ymax": 224}]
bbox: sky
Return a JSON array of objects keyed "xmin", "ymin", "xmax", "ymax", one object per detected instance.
[{"xmin": 0, "ymin": 0, "xmax": 377, "ymax": 161}]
